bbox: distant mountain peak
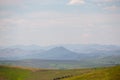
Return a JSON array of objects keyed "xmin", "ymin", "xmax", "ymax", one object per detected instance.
[
  {"xmin": 39, "ymin": 46, "xmax": 79, "ymax": 60},
  {"xmin": 48, "ymin": 46, "xmax": 71, "ymax": 52},
  {"xmin": 53, "ymin": 46, "xmax": 67, "ymax": 50}
]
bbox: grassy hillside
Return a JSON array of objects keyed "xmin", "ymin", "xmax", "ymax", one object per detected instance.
[
  {"xmin": 0, "ymin": 65, "xmax": 92, "ymax": 80},
  {"xmin": 0, "ymin": 65, "xmax": 120, "ymax": 80},
  {"xmin": 63, "ymin": 65, "xmax": 120, "ymax": 80},
  {"xmin": 0, "ymin": 66, "xmax": 31, "ymax": 80},
  {"xmin": 26, "ymin": 69, "xmax": 91, "ymax": 80}
]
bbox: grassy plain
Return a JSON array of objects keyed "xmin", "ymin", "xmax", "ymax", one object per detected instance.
[{"xmin": 0, "ymin": 65, "xmax": 120, "ymax": 80}]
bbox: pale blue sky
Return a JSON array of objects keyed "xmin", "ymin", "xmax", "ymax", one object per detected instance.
[{"xmin": 0, "ymin": 0, "xmax": 120, "ymax": 46}]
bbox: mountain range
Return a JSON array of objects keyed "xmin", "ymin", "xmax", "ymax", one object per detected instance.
[{"xmin": 0, "ymin": 44, "xmax": 120, "ymax": 61}]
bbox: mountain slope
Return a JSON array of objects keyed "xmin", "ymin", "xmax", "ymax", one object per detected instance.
[{"xmin": 30, "ymin": 47, "xmax": 80, "ymax": 60}]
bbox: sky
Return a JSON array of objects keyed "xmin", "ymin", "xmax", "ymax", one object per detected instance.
[{"xmin": 0, "ymin": 0, "xmax": 120, "ymax": 46}]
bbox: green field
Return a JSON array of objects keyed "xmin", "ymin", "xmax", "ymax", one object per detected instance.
[
  {"xmin": 63, "ymin": 66, "xmax": 120, "ymax": 80},
  {"xmin": 0, "ymin": 65, "xmax": 120, "ymax": 80},
  {"xmin": 0, "ymin": 66, "xmax": 31, "ymax": 80}
]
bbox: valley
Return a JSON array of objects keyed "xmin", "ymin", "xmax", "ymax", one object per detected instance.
[{"xmin": 0, "ymin": 44, "xmax": 120, "ymax": 80}]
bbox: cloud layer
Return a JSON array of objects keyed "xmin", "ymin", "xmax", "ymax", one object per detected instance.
[
  {"xmin": 68, "ymin": 0, "xmax": 85, "ymax": 5},
  {"xmin": 0, "ymin": 0, "xmax": 120, "ymax": 46}
]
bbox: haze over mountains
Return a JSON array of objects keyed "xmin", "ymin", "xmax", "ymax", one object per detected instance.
[
  {"xmin": 0, "ymin": 44, "xmax": 120, "ymax": 68},
  {"xmin": 0, "ymin": 44, "xmax": 120, "ymax": 61}
]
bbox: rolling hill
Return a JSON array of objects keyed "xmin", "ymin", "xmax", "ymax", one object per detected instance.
[
  {"xmin": 0, "ymin": 65, "xmax": 120, "ymax": 80},
  {"xmin": 63, "ymin": 65, "xmax": 120, "ymax": 80},
  {"xmin": 0, "ymin": 65, "xmax": 31, "ymax": 80}
]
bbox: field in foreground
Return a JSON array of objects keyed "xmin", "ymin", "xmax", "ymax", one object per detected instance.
[
  {"xmin": 63, "ymin": 65, "xmax": 120, "ymax": 80},
  {"xmin": 0, "ymin": 66, "xmax": 31, "ymax": 80},
  {"xmin": 0, "ymin": 65, "xmax": 120, "ymax": 80}
]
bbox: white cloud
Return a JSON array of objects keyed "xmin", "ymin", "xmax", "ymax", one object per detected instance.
[
  {"xmin": 0, "ymin": 12, "xmax": 120, "ymax": 28},
  {"xmin": 0, "ymin": 11, "xmax": 15, "ymax": 17},
  {"xmin": 68, "ymin": 0, "xmax": 85, "ymax": 5},
  {"xmin": 104, "ymin": 5, "xmax": 120, "ymax": 11},
  {"xmin": 0, "ymin": 12, "xmax": 120, "ymax": 46},
  {"xmin": 104, "ymin": 0, "xmax": 119, "ymax": 2},
  {"xmin": 91, "ymin": 0, "xmax": 120, "ymax": 11},
  {"xmin": 0, "ymin": 0, "xmax": 23, "ymax": 6},
  {"xmin": 92, "ymin": 0, "xmax": 120, "ymax": 3},
  {"xmin": 104, "ymin": 0, "xmax": 120, "ymax": 2}
]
